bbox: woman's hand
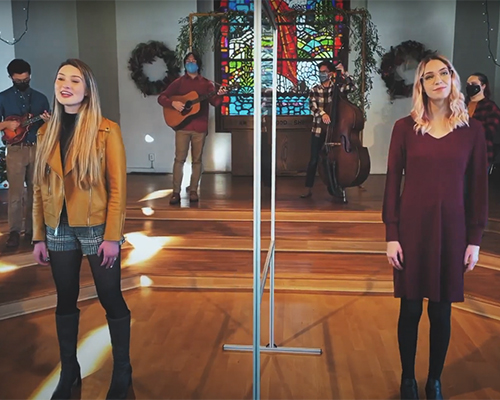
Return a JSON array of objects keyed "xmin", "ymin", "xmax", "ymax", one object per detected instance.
[
  {"xmin": 464, "ymin": 245, "xmax": 480, "ymax": 272},
  {"xmin": 387, "ymin": 241, "xmax": 404, "ymax": 270},
  {"xmin": 98, "ymin": 240, "xmax": 120, "ymax": 269},
  {"xmin": 33, "ymin": 242, "xmax": 50, "ymax": 266}
]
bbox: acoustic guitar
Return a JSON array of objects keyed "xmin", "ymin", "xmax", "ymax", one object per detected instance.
[
  {"xmin": 163, "ymin": 84, "xmax": 237, "ymax": 130},
  {"xmin": 2, "ymin": 113, "xmax": 44, "ymax": 145}
]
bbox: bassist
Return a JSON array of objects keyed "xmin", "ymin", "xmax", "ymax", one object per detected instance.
[
  {"xmin": 0, "ymin": 59, "xmax": 50, "ymax": 248},
  {"xmin": 300, "ymin": 59, "xmax": 355, "ymax": 203},
  {"xmin": 157, "ymin": 52, "xmax": 226, "ymax": 205}
]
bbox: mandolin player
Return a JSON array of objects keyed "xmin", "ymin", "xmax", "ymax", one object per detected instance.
[
  {"xmin": 0, "ymin": 59, "xmax": 50, "ymax": 248},
  {"xmin": 300, "ymin": 58, "xmax": 355, "ymax": 203},
  {"xmin": 158, "ymin": 52, "xmax": 227, "ymax": 205}
]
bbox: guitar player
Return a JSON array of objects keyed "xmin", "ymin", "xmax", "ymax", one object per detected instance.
[
  {"xmin": 157, "ymin": 52, "xmax": 227, "ymax": 205},
  {"xmin": 0, "ymin": 59, "xmax": 50, "ymax": 248}
]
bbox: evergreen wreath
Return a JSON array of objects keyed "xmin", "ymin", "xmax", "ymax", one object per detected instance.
[
  {"xmin": 128, "ymin": 41, "xmax": 180, "ymax": 96},
  {"xmin": 379, "ymin": 40, "xmax": 433, "ymax": 100}
]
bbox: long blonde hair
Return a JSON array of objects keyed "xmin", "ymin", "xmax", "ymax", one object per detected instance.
[
  {"xmin": 411, "ymin": 54, "xmax": 468, "ymax": 134},
  {"xmin": 34, "ymin": 59, "xmax": 102, "ymax": 190}
]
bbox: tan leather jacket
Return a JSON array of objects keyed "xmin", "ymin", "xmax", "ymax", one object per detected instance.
[{"xmin": 33, "ymin": 118, "xmax": 126, "ymax": 242}]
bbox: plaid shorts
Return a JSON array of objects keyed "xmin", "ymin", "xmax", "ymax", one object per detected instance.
[{"xmin": 46, "ymin": 223, "xmax": 125, "ymax": 255}]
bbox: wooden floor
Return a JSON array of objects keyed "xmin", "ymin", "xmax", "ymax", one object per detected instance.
[
  {"xmin": 1, "ymin": 289, "xmax": 500, "ymax": 400},
  {"xmin": 1, "ymin": 174, "xmax": 499, "ymax": 317},
  {"xmin": 0, "ymin": 174, "xmax": 499, "ymax": 399}
]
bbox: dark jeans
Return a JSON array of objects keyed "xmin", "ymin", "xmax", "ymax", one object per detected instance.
[{"xmin": 304, "ymin": 132, "xmax": 326, "ymax": 188}]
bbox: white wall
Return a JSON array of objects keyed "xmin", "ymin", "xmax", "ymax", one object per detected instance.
[
  {"xmin": 12, "ymin": 0, "xmax": 79, "ymax": 101},
  {"xmin": 0, "ymin": 0, "xmax": 15, "ymax": 91},
  {"xmin": 115, "ymin": 0, "xmax": 197, "ymax": 173},
  {"xmin": 363, "ymin": 0, "xmax": 456, "ymax": 174}
]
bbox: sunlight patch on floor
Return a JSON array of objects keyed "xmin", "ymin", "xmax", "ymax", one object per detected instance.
[{"xmin": 122, "ymin": 232, "xmax": 176, "ymax": 266}]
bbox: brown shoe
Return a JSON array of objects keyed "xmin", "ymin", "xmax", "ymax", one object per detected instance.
[
  {"xmin": 189, "ymin": 191, "xmax": 199, "ymax": 202},
  {"xmin": 169, "ymin": 192, "xmax": 181, "ymax": 205},
  {"xmin": 6, "ymin": 231, "xmax": 20, "ymax": 248}
]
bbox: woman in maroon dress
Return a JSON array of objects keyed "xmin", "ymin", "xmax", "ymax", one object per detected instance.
[{"xmin": 383, "ymin": 54, "xmax": 488, "ymax": 400}]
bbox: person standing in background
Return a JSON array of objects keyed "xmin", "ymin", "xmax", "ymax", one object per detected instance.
[{"xmin": 0, "ymin": 59, "xmax": 50, "ymax": 248}]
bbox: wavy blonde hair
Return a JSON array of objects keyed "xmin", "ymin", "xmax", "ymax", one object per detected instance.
[
  {"xmin": 411, "ymin": 54, "xmax": 468, "ymax": 134},
  {"xmin": 34, "ymin": 59, "xmax": 102, "ymax": 190}
]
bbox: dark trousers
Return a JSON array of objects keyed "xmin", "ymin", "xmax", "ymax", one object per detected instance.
[
  {"xmin": 49, "ymin": 249, "xmax": 129, "ymax": 318},
  {"xmin": 304, "ymin": 132, "xmax": 326, "ymax": 188}
]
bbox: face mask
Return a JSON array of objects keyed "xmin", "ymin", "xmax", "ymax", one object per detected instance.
[
  {"xmin": 13, "ymin": 82, "xmax": 30, "ymax": 92},
  {"xmin": 185, "ymin": 62, "xmax": 199, "ymax": 74},
  {"xmin": 466, "ymin": 83, "xmax": 481, "ymax": 97},
  {"xmin": 319, "ymin": 72, "xmax": 329, "ymax": 83}
]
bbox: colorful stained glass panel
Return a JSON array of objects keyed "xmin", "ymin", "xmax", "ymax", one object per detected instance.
[{"xmin": 219, "ymin": 0, "xmax": 346, "ymax": 116}]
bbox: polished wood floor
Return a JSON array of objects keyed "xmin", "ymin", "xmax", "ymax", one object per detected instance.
[
  {"xmin": 0, "ymin": 173, "xmax": 499, "ymax": 317},
  {"xmin": 1, "ymin": 290, "xmax": 500, "ymax": 400},
  {"xmin": 0, "ymin": 173, "xmax": 499, "ymax": 399}
]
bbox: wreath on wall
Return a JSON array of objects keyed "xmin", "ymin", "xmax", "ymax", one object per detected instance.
[
  {"xmin": 379, "ymin": 40, "xmax": 434, "ymax": 100},
  {"xmin": 128, "ymin": 40, "xmax": 180, "ymax": 96}
]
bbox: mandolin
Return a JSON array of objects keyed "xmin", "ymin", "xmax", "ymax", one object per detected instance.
[
  {"xmin": 2, "ymin": 113, "xmax": 45, "ymax": 145},
  {"xmin": 163, "ymin": 84, "xmax": 237, "ymax": 130}
]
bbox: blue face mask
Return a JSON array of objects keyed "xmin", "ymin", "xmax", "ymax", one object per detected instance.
[
  {"xmin": 319, "ymin": 72, "xmax": 330, "ymax": 83},
  {"xmin": 185, "ymin": 62, "xmax": 199, "ymax": 74}
]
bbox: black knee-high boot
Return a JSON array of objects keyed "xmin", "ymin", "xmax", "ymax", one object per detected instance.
[
  {"xmin": 106, "ymin": 313, "xmax": 132, "ymax": 399},
  {"xmin": 51, "ymin": 312, "xmax": 82, "ymax": 400}
]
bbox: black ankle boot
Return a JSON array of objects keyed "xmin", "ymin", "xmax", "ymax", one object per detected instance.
[
  {"xmin": 106, "ymin": 313, "xmax": 132, "ymax": 399},
  {"xmin": 51, "ymin": 312, "xmax": 82, "ymax": 400},
  {"xmin": 425, "ymin": 378, "xmax": 443, "ymax": 400},
  {"xmin": 400, "ymin": 378, "xmax": 419, "ymax": 399}
]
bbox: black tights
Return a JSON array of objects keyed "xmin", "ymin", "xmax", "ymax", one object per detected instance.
[
  {"xmin": 49, "ymin": 249, "xmax": 129, "ymax": 319},
  {"xmin": 398, "ymin": 298, "xmax": 451, "ymax": 380}
]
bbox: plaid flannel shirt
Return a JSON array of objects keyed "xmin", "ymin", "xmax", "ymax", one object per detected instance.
[
  {"xmin": 470, "ymin": 97, "xmax": 500, "ymax": 164},
  {"xmin": 309, "ymin": 72, "xmax": 355, "ymax": 137}
]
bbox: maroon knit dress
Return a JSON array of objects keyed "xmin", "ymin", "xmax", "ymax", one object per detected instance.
[{"xmin": 383, "ymin": 116, "xmax": 488, "ymax": 302}]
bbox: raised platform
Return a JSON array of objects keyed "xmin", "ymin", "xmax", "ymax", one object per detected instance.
[{"xmin": 0, "ymin": 173, "xmax": 499, "ymax": 320}]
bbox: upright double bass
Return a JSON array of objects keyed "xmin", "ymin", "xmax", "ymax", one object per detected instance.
[{"xmin": 318, "ymin": 71, "xmax": 371, "ymax": 200}]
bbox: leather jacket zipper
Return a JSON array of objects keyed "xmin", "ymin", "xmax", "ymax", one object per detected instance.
[
  {"xmin": 88, "ymin": 187, "xmax": 92, "ymax": 225},
  {"xmin": 54, "ymin": 175, "xmax": 65, "ymax": 237}
]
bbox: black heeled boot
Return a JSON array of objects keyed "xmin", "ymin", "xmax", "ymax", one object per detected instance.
[
  {"xmin": 400, "ymin": 378, "xmax": 419, "ymax": 399},
  {"xmin": 425, "ymin": 378, "xmax": 443, "ymax": 400},
  {"xmin": 51, "ymin": 312, "xmax": 82, "ymax": 400},
  {"xmin": 106, "ymin": 313, "xmax": 132, "ymax": 399}
]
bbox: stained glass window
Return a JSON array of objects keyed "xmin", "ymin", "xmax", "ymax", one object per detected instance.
[{"xmin": 218, "ymin": 0, "xmax": 347, "ymax": 116}]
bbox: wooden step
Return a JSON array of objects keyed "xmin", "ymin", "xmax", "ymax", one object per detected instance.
[
  {"xmin": 123, "ymin": 219, "xmax": 386, "ymax": 241},
  {"xmin": 1, "ymin": 248, "xmax": 499, "ymax": 320},
  {"xmin": 126, "ymin": 207, "xmax": 384, "ymax": 222},
  {"xmin": 2, "ymin": 232, "xmax": 499, "ymax": 271},
  {"xmin": 121, "ymin": 234, "xmax": 387, "ymax": 253},
  {"xmin": 485, "ymin": 218, "xmax": 500, "ymax": 234},
  {"xmin": 0, "ymin": 257, "xmax": 138, "ymax": 320},
  {"xmin": 0, "ymin": 250, "xmax": 392, "ymax": 306},
  {"xmin": 464, "ymin": 266, "xmax": 500, "ymax": 305}
]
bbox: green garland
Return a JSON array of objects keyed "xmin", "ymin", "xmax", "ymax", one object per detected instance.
[
  {"xmin": 128, "ymin": 40, "xmax": 180, "ymax": 96},
  {"xmin": 175, "ymin": 3, "xmax": 384, "ymax": 112}
]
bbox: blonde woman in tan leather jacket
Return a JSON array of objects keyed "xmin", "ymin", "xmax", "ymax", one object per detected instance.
[{"xmin": 32, "ymin": 59, "xmax": 131, "ymax": 400}]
